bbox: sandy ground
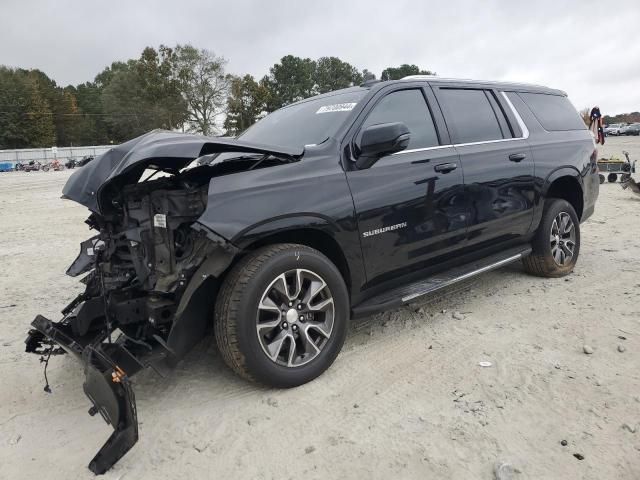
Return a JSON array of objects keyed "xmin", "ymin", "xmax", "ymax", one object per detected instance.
[{"xmin": 0, "ymin": 137, "xmax": 639, "ymax": 479}]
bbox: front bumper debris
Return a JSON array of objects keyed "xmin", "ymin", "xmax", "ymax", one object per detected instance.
[{"xmin": 26, "ymin": 315, "xmax": 141, "ymax": 474}]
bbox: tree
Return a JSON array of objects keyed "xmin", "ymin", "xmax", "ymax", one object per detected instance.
[
  {"xmin": 0, "ymin": 68, "xmax": 56, "ymax": 148},
  {"xmin": 362, "ymin": 69, "xmax": 376, "ymax": 82},
  {"xmin": 24, "ymin": 75, "xmax": 56, "ymax": 147},
  {"xmin": 175, "ymin": 45, "xmax": 230, "ymax": 135},
  {"xmin": 135, "ymin": 46, "xmax": 186, "ymax": 130},
  {"xmin": 313, "ymin": 57, "xmax": 363, "ymax": 94},
  {"xmin": 101, "ymin": 64, "xmax": 153, "ymax": 141},
  {"xmin": 579, "ymin": 107, "xmax": 591, "ymax": 126},
  {"xmin": 100, "ymin": 47, "xmax": 189, "ymax": 142},
  {"xmin": 603, "ymin": 112, "xmax": 640, "ymax": 124},
  {"xmin": 52, "ymin": 88, "xmax": 84, "ymax": 146},
  {"xmin": 75, "ymin": 81, "xmax": 107, "ymax": 144},
  {"xmin": 263, "ymin": 55, "xmax": 316, "ymax": 110},
  {"xmin": 380, "ymin": 64, "xmax": 435, "ymax": 81},
  {"xmin": 224, "ymin": 74, "xmax": 269, "ymax": 136}
]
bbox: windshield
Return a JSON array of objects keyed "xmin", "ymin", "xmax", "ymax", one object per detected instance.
[{"xmin": 238, "ymin": 90, "xmax": 367, "ymax": 148}]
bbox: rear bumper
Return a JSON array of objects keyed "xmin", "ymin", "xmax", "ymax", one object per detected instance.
[{"xmin": 26, "ymin": 315, "xmax": 140, "ymax": 475}]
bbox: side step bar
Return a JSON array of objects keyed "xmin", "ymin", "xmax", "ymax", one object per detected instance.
[{"xmin": 352, "ymin": 246, "xmax": 531, "ymax": 317}]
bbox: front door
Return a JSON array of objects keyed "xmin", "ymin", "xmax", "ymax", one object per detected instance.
[
  {"xmin": 345, "ymin": 86, "xmax": 467, "ymax": 287},
  {"xmin": 433, "ymin": 86, "xmax": 535, "ymax": 248}
]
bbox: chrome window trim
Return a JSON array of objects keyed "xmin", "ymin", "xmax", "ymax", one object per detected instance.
[
  {"xmin": 392, "ymin": 145, "xmax": 454, "ymax": 156},
  {"xmin": 453, "ymin": 137, "xmax": 522, "ymax": 148},
  {"xmin": 383, "ymin": 90, "xmax": 531, "ymax": 157},
  {"xmin": 500, "ymin": 91, "xmax": 530, "ymax": 139}
]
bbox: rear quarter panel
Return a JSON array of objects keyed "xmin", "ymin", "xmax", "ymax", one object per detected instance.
[{"xmin": 506, "ymin": 92, "xmax": 598, "ymax": 227}]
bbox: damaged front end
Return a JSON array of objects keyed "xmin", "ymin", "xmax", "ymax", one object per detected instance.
[{"xmin": 24, "ymin": 130, "xmax": 302, "ymax": 473}]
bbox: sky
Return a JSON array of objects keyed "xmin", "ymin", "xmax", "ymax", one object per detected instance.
[{"xmin": 2, "ymin": 0, "xmax": 640, "ymax": 115}]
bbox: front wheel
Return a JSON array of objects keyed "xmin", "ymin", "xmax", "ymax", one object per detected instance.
[
  {"xmin": 608, "ymin": 173, "xmax": 617, "ymax": 183},
  {"xmin": 214, "ymin": 243, "xmax": 349, "ymax": 388},
  {"xmin": 523, "ymin": 199, "xmax": 580, "ymax": 277}
]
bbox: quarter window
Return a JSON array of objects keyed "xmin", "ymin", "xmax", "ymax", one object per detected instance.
[
  {"xmin": 359, "ymin": 89, "xmax": 439, "ymax": 150},
  {"xmin": 437, "ymin": 88, "xmax": 506, "ymax": 144},
  {"xmin": 517, "ymin": 92, "xmax": 586, "ymax": 131}
]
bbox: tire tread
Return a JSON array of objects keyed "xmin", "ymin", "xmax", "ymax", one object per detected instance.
[
  {"xmin": 214, "ymin": 243, "xmax": 319, "ymax": 383},
  {"xmin": 522, "ymin": 198, "xmax": 579, "ymax": 278}
]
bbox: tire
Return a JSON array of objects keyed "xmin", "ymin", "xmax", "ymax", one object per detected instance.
[
  {"xmin": 598, "ymin": 174, "xmax": 605, "ymax": 184},
  {"xmin": 522, "ymin": 198, "xmax": 580, "ymax": 277},
  {"xmin": 608, "ymin": 173, "xmax": 617, "ymax": 183},
  {"xmin": 214, "ymin": 243, "xmax": 349, "ymax": 388}
]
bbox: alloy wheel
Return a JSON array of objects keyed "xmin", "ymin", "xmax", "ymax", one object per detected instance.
[
  {"xmin": 256, "ymin": 269, "xmax": 334, "ymax": 367},
  {"xmin": 550, "ymin": 212, "xmax": 576, "ymax": 266}
]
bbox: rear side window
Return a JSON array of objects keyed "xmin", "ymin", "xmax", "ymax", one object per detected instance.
[
  {"xmin": 360, "ymin": 89, "xmax": 439, "ymax": 149},
  {"xmin": 436, "ymin": 88, "xmax": 508, "ymax": 144},
  {"xmin": 517, "ymin": 92, "xmax": 586, "ymax": 131}
]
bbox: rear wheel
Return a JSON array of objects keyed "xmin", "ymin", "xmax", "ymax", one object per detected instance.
[
  {"xmin": 523, "ymin": 198, "xmax": 580, "ymax": 277},
  {"xmin": 598, "ymin": 174, "xmax": 605, "ymax": 184},
  {"xmin": 214, "ymin": 243, "xmax": 349, "ymax": 387},
  {"xmin": 608, "ymin": 173, "xmax": 617, "ymax": 183}
]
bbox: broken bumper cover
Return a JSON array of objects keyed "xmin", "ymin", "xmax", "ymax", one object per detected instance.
[{"xmin": 26, "ymin": 315, "xmax": 139, "ymax": 475}]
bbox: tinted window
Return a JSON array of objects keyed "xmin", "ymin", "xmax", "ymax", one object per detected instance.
[
  {"xmin": 360, "ymin": 89, "xmax": 439, "ymax": 149},
  {"xmin": 518, "ymin": 92, "xmax": 586, "ymax": 131},
  {"xmin": 239, "ymin": 90, "xmax": 367, "ymax": 148},
  {"xmin": 437, "ymin": 88, "xmax": 505, "ymax": 143}
]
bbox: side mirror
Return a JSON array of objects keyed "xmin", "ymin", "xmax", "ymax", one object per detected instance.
[{"xmin": 355, "ymin": 122, "xmax": 410, "ymax": 169}]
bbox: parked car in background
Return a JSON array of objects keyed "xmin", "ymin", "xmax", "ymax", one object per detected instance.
[
  {"xmin": 0, "ymin": 162, "xmax": 14, "ymax": 172},
  {"xmin": 624, "ymin": 123, "xmax": 640, "ymax": 136},
  {"xmin": 604, "ymin": 123, "xmax": 625, "ymax": 136}
]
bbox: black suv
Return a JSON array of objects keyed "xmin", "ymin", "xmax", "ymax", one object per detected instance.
[{"xmin": 26, "ymin": 76, "xmax": 599, "ymax": 473}]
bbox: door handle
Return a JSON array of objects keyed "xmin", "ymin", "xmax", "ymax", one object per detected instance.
[
  {"xmin": 434, "ymin": 162, "xmax": 458, "ymax": 173},
  {"xmin": 509, "ymin": 153, "xmax": 527, "ymax": 162}
]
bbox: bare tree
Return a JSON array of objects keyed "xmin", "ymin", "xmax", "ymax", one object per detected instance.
[
  {"xmin": 175, "ymin": 45, "xmax": 230, "ymax": 135},
  {"xmin": 579, "ymin": 107, "xmax": 591, "ymax": 126}
]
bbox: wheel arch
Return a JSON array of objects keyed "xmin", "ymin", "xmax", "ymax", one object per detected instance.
[
  {"xmin": 543, "ymin": 169, "xmax": 584, "ymax": 220},
  {"xmin": 233, "ymin": 219, "xmax": 354, "ymax": 294}
]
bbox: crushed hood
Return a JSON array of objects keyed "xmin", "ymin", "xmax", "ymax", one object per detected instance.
[{"xmin": 62, "ymin": 130, "xmax": 304, "ymax": 213}]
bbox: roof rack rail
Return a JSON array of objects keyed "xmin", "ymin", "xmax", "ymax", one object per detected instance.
[
  {"xmin": 360, "ymin": 79, "xmax": 381, "ymax": 87},
  {"xmin": 401, "ymin": 75, "xmax": 438, "ymax": 80}
]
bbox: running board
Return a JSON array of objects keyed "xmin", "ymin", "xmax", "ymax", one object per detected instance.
[{"xmin": 352, "ymin": 246, "xmax": 531, "ymax": 318}]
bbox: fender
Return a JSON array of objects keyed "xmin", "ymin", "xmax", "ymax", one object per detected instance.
[
  {"xmin": 194, "ymin": 147, "xmax": 367, "ymax": 294},
  {"xmin": 165, "ymin": 223, "xmax": 239, "ymax": 363},
  {"xmin": 542, "ymin": 165, "xmax": 583, "ymax": 195},
  {"xmin": 530, "ymin": 166, "xmax": 583, "ymax": 230},
  {"xmin": 232, "ymin": 213, "xmax": 341, "ymax": 248},
  {"xmin": 231, "ymin": 214, "xmax": 366, "ymax": 296}
]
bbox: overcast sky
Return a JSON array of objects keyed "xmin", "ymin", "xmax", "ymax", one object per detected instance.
[{"xmin": 2, "ymin": 0, "xmax": 639, "ymax": 115}]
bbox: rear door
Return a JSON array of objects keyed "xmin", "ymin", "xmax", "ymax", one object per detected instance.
[
  {"xmin": 432, "ymin": 85, "xmax": 535, "ymax": 248},
  {"xmin": 345, "ymin": 84, "xmax": 467, "ymax": 286}
]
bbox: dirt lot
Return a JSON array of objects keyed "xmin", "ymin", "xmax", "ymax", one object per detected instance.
[{"xmin": 1, "ymin": 137, "xmax": 639, "ymax": 479}]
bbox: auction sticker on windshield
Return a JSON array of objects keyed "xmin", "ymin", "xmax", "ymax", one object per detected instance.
[{"xmin": 316, "ymin": 103, "xmax": 357, "ymax": 114}]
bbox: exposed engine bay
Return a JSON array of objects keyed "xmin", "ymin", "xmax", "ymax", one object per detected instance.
[{"xmin": 24, "ymin": 130, "xmax": 303, "ymax": 474}]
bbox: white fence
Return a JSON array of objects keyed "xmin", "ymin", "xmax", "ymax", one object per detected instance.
[{"xmin": 0, "ymin": 145, "xmax": 112, "ymax": 165}]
